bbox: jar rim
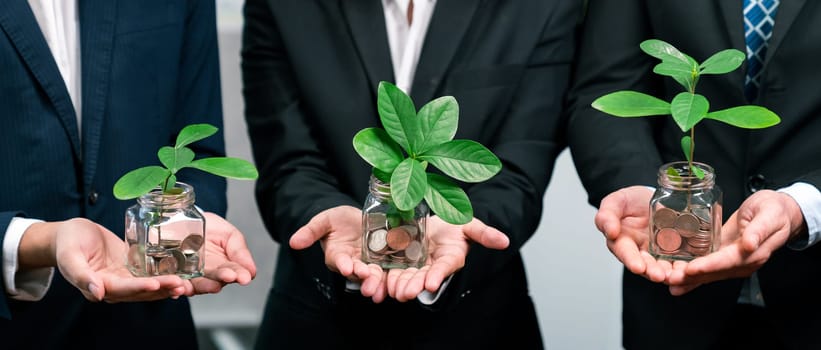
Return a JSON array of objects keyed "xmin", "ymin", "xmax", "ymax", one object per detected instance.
[
  {"xmin": 657, "ymin": 161, "xmax": 715, "ymax": 189},
  {"xmin": 137, "ymin": 182, "xmax": 195, "ymax": 206}
]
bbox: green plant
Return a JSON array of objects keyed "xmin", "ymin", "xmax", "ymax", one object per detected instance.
[
  {"xmin": 591, "ymin": 39, "xmax": 781, "ymax": 178},
  {"xmin": 353, "ymin": 81, "xmax": 502, "ymax": 225},
  {"xmin": 113, "ymin": 123, "xmax": 258, "ymax": 199}
]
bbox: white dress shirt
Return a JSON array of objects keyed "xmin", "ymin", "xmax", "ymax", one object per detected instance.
[{"xmin": 2, "ymin": 0, "xmax": 81, "ymax": 300}]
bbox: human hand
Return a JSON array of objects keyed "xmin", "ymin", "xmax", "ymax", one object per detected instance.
[
  {"xmin": 289, "ymin": 206, "xmax": 387, "ymax": 303},
  {"xmin": 28, "ymin": 218, "xmax": 191, "ymax": 303},
  {"xmin": 666, "ymin": 190, "xmax": 805, "ymax": 295},
  {"xmin": 385, "ymin": 216, "xmax": 510, "ymax": 302},
  {"xmin": 188, "ymin": 212, "xmax": 258, "ymax": 295},
  {"xmin": 596, "ymin": 186, "xmax": 672, "ymax": 283}
]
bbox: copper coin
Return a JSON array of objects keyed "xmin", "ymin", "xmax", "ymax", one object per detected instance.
[
  {"xmin": 386, "ymin": 227, "xmax": 411, "ymax": 251},
  {"xmin": 181, "ymin": 234, "xmax": 204, "ymax": 252},
  {"xmin": 368, "ymin": 229, "xmax": 388, "ymax": 252},
  {"xmin": 158, "ymin": 256, "xmax": 178, "ymax": 274},
  {"xmin": 674, "ymin": 213, "xmax": 700, "ymax": 234},
  {"xmin": 655, "ymin": 228, "xmax": 682, "ymax": 252},
  {"xmin": 405, "ymin": 241, "xmax": 423, "ymax": 261},
  {"xmin": 653, "ymin": 208, "xmax": 678, "ymax": 228}
]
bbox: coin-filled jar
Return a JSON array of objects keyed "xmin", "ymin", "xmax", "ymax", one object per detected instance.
[
  {"xmin": 649, "ymin": 161, "xmax": 722, "ymax": 261},
  {"xmin": 361, "ymin": 175, "xmax": 428, "ymax": 269},
  {"xmin": 125, "ymin": 182, "xmax": 205, "ymax": 278}
]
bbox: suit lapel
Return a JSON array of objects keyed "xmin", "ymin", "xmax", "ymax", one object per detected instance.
[
  {"xmin": 340, "ymin": 0, "xmax": 394, "ymax": 96},
  {"xmin": 79, "ymin": 0, "xmax": 116, "ymax": 188},
  {"xmin": 410, "ymin": 0, "xmax": 479, "ymax": 104},
  {"xmin": 765, "ymin": 0, "xmax": 805, "ymax": 66},
  {"xmin": 0, "ymin": 0, "xmax": 81, "ymax": 159}
]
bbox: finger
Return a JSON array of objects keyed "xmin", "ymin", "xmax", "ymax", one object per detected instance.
[
  {"xmin": 739, "ymin": 209, "xmax": 778, "ymax": 253},
  {"xmin": 596, "ymin": 192, "xmax": 626, "ymax": 240},
  {"xmin": 102, "ymin": 275, "xmax": 184, "ymax": 302},
  {"xmin": 371, "ymin": 275, "xmax": 388, "ymax": 304},
  {"xmin": 640, "ymin": 251, "xmax": 667, "ymax": 283},
  {"xmin": 331, "ymin": 252, "xmax": 355, "ymax": 277},
  {"xmin": 669, "ymin": 283, "xmax": 700, "ymax": 296},
  {"xmin": 360, "ymin": 264, "xmax": 384, "ymax": 297},
  {"xmin": 289, "ymin": 211, "xmax": 333, "ymax": 250},
  {"xmin": 666, "ymin": 260, "xmax": 690, "ymax": 285},
  {"xmin": 681, "ymin": 245, "xmax": 745, "ymax": 285},
  {"xmin": 609, "ymin": 237, "xmax": 646, "ymax": 276},
  {"xmin": 394, "ymin": 268, "xmax": 417, "ymax": 302},
  {"xmin": 190, "ymin": 277, "xmax": 225, "ymax": 295},
  {"xmin": 425, "ymin": 258, "xmax": 457, "ymax": 292},
  {"xmin": 401, "ymin": 266, "xmax": 429, "ymax": 301},
  {"xmin": 224, "ymin": 234, "xmax": 258, "ymax": 279},
  {"xmin": 352, "ymin": 260, "xmax": 372, "ymax": 281},
  {"xmin": 386, "ymin": 269, "xmax": 402, "ymax": 299},
  {"xmin": 462, "ymin": 220, "xmax": 509, "ymax": 249}
]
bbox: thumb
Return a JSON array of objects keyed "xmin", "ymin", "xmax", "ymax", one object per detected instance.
[
  {"xmin": 58, "ymin": 253, "xmax": 104, "ymax": 301},
  {"xmin": 462, "ymin": 219, "xmax": 509, "ymax": 250},
  {"xmin": 289, "ymin": 210, "xmax": 335, "ymax": 250}
]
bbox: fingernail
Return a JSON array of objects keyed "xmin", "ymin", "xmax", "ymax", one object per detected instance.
[{"xmin": 88, "ymin": 283, "xmax": 101, "ymax": 300}]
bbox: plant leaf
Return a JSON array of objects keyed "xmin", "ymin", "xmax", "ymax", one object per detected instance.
[
  {"xmin": 591, "ymin": 91, "xmax": 671, "ymax": 117},
  {"xmin": 670, "ymin": 92, "xmax": 709, "ymax": 132},
  {"xmin": 666, "ymin": 166, "xmax": 680, "ymax": 178},
  {"xmin": 418, "ymin": 140, "xmax": 501, "ymax": 183},
  {"xmin": 653, "ymin": 60, "xmax": 695, "ymax": 92},
  {"xmin": 373, "ymin": 168, "xmax": 392, "ymax": 183},
  {"xmin": 704, "ymin": 106, "xmax": 781, "ymax": 129},
  {"xmin": 353, "ymin": 128, "xmax": 404, "ymax": 173},
  {"xmin": 162, "ymin": 174, "xmax": 177, "ymax": 193},
  {"xmin": 416, "ymin": 96, "xmax": 459, "ymax": 153},
  {"xmin": 691, "ymin": 165, "xmax": 705, "ymax": 180},
  {"xmin": 113, "ymin": 166, "xmax": 171, "ymax": 200},
  {"xmin": 640, "ymin": 39, "xmax": 691, "ymax": 65},
  {"xmin": 680, "ymin": 135, "xmax": 693, "ymax": 161},
  {"xmin": 699, "ymin": 49, "xmax": 745, "ymax": 75},
  {"xmin": 188, "ymin": 157, "xmax": 259, "ymax": 180},
  {"xmin": 390, "ymin": 158, "xmax": 427, "ymax": 211},
  {"xmin": 158, "ymin": 146, "xmax": 195, "ymax": 173},
  {"xmin": 424, "ymin": 173, "xmax": 473, "ymax": 225},
  {"xmin": 377, "ymin": 81, "xmax": 420, "ymax": 154},
  {"xmin": 175, "ymin": 123, "xmax": 218, "ymax": 148}
]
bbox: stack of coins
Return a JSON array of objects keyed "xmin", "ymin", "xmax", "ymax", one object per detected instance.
[
  {"xmin": 653, "ymin": 206, "xmax": 714, "ymax": 258},
  {"xmin": 363, "ymin": 212, "xmax": 425, "ymax": 267},
  {"xmin": 131, "ymin": 233, "xmax": 203, "ymax": 276}
]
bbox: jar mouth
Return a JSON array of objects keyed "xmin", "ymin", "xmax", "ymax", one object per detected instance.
[
  {"xmin": 369, "ymin": 174, "xmax": 392, "ymax": 199},
  {"xmin": 658, "ymin": 161, "xmax": 715, "ymax": 189},
  {"xmin": 138, "ymin": 182, "xmax": 195, "ymax": 206}
]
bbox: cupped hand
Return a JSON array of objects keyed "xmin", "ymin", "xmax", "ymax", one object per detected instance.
[{"xmin": 188, "ymin": 212, "xmax": 258, "ymax": 295}]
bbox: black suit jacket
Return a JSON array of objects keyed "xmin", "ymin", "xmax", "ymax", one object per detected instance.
[
  {"xmin": 242, "ymin": 0, "xmax": 582, "ymax": 348},
  {"xmin": 567, "ymin": 1, "xmax": 821, "ymax": 349},
  {"xmin": 0, "ymin": 1, "xmax": 225, "ymax": 349}
]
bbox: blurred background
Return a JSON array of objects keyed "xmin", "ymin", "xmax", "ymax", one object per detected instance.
[{"xmin": 192, "ymin": 1, "xmax": 623, "ymax": 349}]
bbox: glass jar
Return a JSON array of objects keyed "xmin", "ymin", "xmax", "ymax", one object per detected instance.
[
  {"xmin": 649, "ymin": 161, "xmax": 722, "ymax": 261},
  {"xmin": 361, "ymin": 175, "xmax": 429, "ymax": 269},
  {"xmin": 125, "ymin": 182, "xmax": 205, "ymax": 278}
]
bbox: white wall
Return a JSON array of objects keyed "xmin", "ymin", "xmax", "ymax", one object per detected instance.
[{"xmin": 190, "ymin": 2, "xmax": 624, "ymax": 349}]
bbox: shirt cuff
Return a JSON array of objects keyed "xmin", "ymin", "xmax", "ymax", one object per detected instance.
[
  {"xmin": 778, "ymin": 182, "xmax": 821, "ymax": 250},
  {"xmin": 3, "ymin": 217, "xmax": 54, "ymax": 301},
  {"xmin": 417, "ymin": 274, "xmax": 453, "ymax": 305}
]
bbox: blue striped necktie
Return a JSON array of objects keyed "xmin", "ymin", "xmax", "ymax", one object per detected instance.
[{"xmin": 743, "ymin": 0, "xmax": 779, "ymax": 101}]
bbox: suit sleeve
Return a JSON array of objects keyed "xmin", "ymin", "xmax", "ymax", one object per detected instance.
[
  {"xmin": 171, "ymin": 0, "xmax": 227, "ymax": 215},
  {"xmin": 444, "ymin": 1, "xmax": 582, "ymax": 303},
  {"xmin": 566, "ymin": 0, "xmax": 663, "ymax": 208},
  {"xmin": 241, "ymin": 0, "xmax": 360, "ymax": 243}
]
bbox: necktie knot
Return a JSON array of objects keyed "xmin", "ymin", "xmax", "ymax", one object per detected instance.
[{"xmin": 743, "ymin": 0, "xmax": 779, "ymax": 101}]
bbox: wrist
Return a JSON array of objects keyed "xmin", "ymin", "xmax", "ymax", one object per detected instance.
[
  {"xmin": 780, "ymin": 192, "xmax": 808, "ymax": 240},
  {"xmin": 18, "ymin": 221, "xmax": 60, "ymax": 269}
]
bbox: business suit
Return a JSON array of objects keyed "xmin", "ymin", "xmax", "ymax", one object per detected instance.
[
  {"xmin": 567, "ymin": 1, "xmax": 821, "ymax": 349},
  {"xmin": 242, "ymin": 0, "xmax": 582, "ymax": 348},
  {"xmin": 0, "ymin": 1, "xmax": 225, "ymax": 348}
]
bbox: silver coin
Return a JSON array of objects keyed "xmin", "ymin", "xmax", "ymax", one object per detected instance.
[
  {"xmin": 405, "ymin": 241, "xmax": 423, "ymax": 261},
  {"xmin": 146, "ymin": 248, "xmax": 171, "ymax": 258},
  {"xmin": 653, "ymin": 208, "xmax": 678, "ymax": 229},
  {"xmin": 181, "ymin": 234, "xmax": 204, "ymax": 252},
  {"xmin": 159, "ymin": 239, "xmax": 181, "ymax": 249},
  {"xmin": 368, "ymin": 229, "xmax": 388, "ymax": 252},
  {"xmin": 182, "ymin": 252, "xmax": 201, "ymax": 274},
  {"xmin": 674, "ymin": 213, "xmax": 700, "ymax": 234},
  {"xmin": 366, "ymin": 212, "xmax": 387, "ymax": 230},
  {"xmin": 401, "ymin": 224, "xmax": 419, "ymax": 238}
]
